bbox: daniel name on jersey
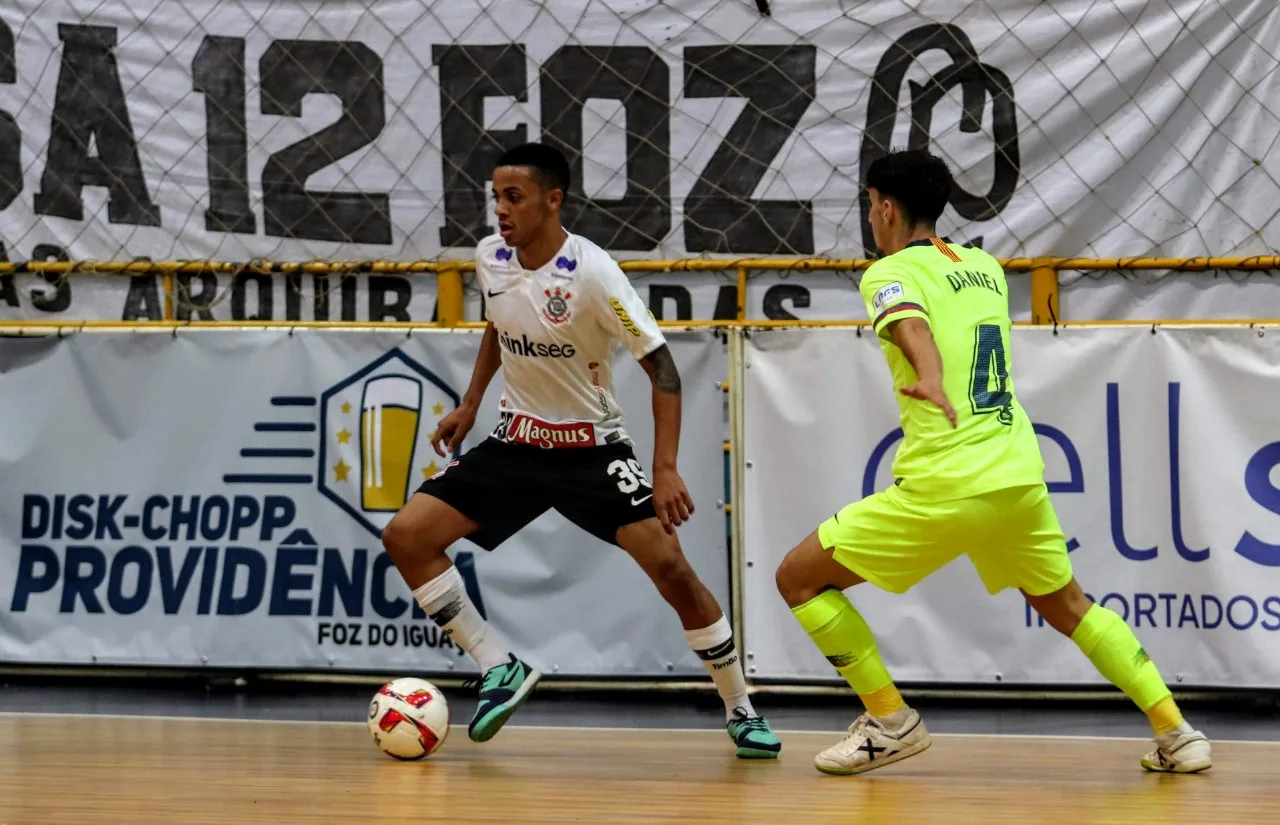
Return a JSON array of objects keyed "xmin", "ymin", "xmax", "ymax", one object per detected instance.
[{"xmin": 476, "ymin": 231, "xmax": 665, "ymax": 450}]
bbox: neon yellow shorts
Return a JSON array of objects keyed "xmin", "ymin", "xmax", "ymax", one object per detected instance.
[{"xmin": 816, "ymin": 482, "xmax": 1073, "ymax": 597}]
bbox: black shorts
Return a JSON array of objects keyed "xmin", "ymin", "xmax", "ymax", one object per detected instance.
[{"xmin": 415, "ymin": 437, "xmax": 658, "ymax": 550}]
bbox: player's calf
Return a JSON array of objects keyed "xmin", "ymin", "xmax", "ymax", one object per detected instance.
[
  {"xmin": 1025, "ymin": 578, "xmax": 1212, "ymax": 772},
  {"xmin": 385, "ymin": 494, "xmax": 539, "ymax": 743},
  {"xmin": 617, "ymin": 519, "xmax": 781, "ymax": 758},
  {"xmin": 778, "ymin": 531, "xmax": 935, "ymax": 774},
  {"xmin": 617, "ymin": 518, "xmax": 721, "ymax": 627}
]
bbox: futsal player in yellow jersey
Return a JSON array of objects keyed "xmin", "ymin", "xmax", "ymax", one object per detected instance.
[{"xmin": 775, "ymin": 149, "xmax": 1212, "ymax": 776}]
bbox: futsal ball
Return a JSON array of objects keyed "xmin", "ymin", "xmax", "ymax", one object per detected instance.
[{"xmin": 367, "ymin": 677, "xmax": 450, "ymax": 760}]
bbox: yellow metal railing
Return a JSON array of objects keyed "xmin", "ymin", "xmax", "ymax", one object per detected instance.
[{"xmin": 0, "ymin": 255, "xmax": 1276, "ymax": 326}]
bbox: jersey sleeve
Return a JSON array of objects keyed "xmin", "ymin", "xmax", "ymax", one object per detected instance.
[
  {"xmin": 592, "ymin": 255, "xmax": 666, "ymax": 360},
  {"xmin": 860, "ymin": 262, "xmax": 928, "ymax": 338},
  {"xmin": 474, "ymin": 235, "xmax": 503, "ymax": 322}
]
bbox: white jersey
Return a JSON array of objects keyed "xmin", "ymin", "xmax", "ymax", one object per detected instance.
[{"xmin": 475, "ymin": 231, "xmax": 665, "ymax": 449}]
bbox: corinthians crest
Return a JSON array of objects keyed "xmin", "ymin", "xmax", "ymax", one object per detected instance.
[{"xmin": 542, "ymin": 287, "xmax": 572, "ymax": 324}]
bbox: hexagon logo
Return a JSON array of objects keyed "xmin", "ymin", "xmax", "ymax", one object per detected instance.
[{"xmin": 317, "ymin": 348, "xmax": 460, "ymax": 537}]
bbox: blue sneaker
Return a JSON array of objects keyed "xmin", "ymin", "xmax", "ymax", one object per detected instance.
[
  {"xmin": 727, "ymin": 707, "xmax": 782, "ymax": 759},
  {"xmin": 467, "ymin": 654, "xmax": 541, "ymax": 743}
]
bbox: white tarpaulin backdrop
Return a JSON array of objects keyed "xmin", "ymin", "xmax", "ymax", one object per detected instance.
[
  {"xmin": 0, "ymin": 329, "xmax": 731, "ymax": 675},
  {"xmin": 0, "ymin": 0, "xmax": 1276, "ymax": 320},
  {"xmin": 741, "ymin": 326, "xmax": 1280, "ymax": 688}
]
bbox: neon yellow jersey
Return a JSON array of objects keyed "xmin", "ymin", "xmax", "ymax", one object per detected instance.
[{"xmin": 860, "ymin": 237, "xmax": 1045, "ymax": 501}]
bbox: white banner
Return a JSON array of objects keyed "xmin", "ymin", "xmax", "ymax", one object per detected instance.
[
  {"xmin": 2, "ymin": 0, "xmax": 1277, "ymax": 323},
  {"xmin": 0, "ymin": 329, "xmax": 731, "ymax": 675},
  {"xmin": 0, "ymin": 2, "xmax": 1276, "ymax": 268},
  {"xmin": 2, "ymin": 269, "xmax": 1276, "ymax": 326},
  {"xmin": 742, "ymin": 326, "xmax": 1280, "ymax": 688}
]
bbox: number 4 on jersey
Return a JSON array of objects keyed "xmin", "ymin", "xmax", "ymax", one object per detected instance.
[{"xmin": 969, "ymin": 324, "xmax": 1014, "ymax": 425}]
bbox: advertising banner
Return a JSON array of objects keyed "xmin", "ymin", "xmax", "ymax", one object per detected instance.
[
  {"xmin": 0, "ymin": 329, "xmax": 730, "ymax": 676},
  {"xmin": 741, "ymin": 326, "xmax": 1280, "ymax": 687}
]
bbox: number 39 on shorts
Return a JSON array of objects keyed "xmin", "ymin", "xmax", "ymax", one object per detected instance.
[{"xmin": 607, "ymin": 458, "xmax": 651, "ymax": 493}]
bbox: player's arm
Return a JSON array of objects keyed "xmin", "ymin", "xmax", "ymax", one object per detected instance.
[
  {"xmin": 886, "ymin": 318, "xmax": 956, "ymax": 428},
  {"xmin": 431, "ymin": 322, "xmax": 501, "ymax": 456},
  {"xmin": 890, "ymin": 318, "xmax": 943, "ymax": 383},
  {"xmin": 638, "ymin": 342, "xmax": 695, "ymax": 532},
  {"xmin": 462, "ymin": 321, "xmax": 502, "ymax": 411},
  {"xmin": 597, "ymin": 261, "xmax": 694, "ymax": 533},
  {"xmin": 639, "ymin": 343, "xmax": 681, "ymax": 471},
  {"xmin": 861, "ymin": 266, "xmax": 956, "ymax": 428},
  {"xmin": 462, "ymin": 237, "xmax": 506, "ymax": 409}
]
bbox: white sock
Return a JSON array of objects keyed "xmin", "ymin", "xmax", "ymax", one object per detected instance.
[
  {"xmin": 1160, "ymin": 721, "xmax": 1195, "ymax": 741},
  {"xmin": 878, "ymin": 706, "xmax": 913, "ymax": 729},
  {"xmin": 684, "ymin": 615, "xmax": 756, "ymax": 721},
  {"xmin": 412, "ymin": 566, "xmax": 510, "ymax": 673}
]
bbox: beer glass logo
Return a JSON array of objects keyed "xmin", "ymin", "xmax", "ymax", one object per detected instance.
[
  {"xmin": 360, "ymin": 375, "xmax": 422, "ymax": 512},
  {"xmin": 318, "ymin": 349, "xmax": 460, "ymax": 536}
]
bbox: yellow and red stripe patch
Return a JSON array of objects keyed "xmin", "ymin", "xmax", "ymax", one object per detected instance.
[{"xmin": 931, "ymin": 236, "xmax": 961, "ymax": 262}]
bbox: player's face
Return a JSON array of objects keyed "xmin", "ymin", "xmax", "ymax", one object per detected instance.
[
  {"xmin": 867, "ymin": 187, "xmax": 894, "ymax": 254},
  {"xmin": 492, "ymin": 166, "xmax": 561, "ymax": 248}
]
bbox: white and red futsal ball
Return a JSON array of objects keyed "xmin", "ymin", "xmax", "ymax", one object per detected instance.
[{"xmin": 368, "ymin": 677, "xmax": 450, "ymax": 760}]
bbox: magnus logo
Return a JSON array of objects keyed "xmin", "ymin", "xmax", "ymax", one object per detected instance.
[
  {"xmin": 493, "ymin": 411, "xmax": 595, "ymax": 449},
  {"xmin": 498, "ymin": 329, "xmax": 576, "ymax": 359}
]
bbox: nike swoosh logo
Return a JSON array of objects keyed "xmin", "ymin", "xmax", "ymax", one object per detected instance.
[
  {"xmin": 498, "ymin": 664, "xmax": 522, "ymax": 688},
  {"xmin": 631, "ymin": 494, "xmax": 653, "ymax": 506},
  {"xmin": 486, "ymin": 289, "xmax": 506, "ymax": 297}
]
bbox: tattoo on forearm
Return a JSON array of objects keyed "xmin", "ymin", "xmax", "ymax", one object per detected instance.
[{"xmin": 644, "ymin": 345, "xmax": 681, "ymax": 394}]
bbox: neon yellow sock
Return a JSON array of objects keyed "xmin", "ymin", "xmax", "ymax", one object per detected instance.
[
  {"xmin": 1070, "ymin": 603, "xmax": 1176, "ymax": 732},
  {"xmin": 1146, "ymin": 696, "xmax": 1185, "ymax": 736},
  {"xmin": 791, "ymin": 590, "xmax": 903, "ymax": 717},
  {"xmin": 860, "ymin": 684, "xmax": 906, "ymax": 719}
]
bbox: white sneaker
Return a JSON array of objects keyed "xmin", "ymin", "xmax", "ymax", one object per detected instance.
[
  {"xmin": 1141, "ymin": 726, "xmax": 1212, "ymax": 773},
  {"xmin": 813, "ymin": 708, "xmax": 931, "ymax": 775}
]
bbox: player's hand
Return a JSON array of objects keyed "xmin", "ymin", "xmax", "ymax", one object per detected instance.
[
  {"xmin": 652, "ymin": 466, "xmax": 695, "ymax": 534},
  {"xmin": 431, "ymin": 404, "xmax": 477, "ymax": 457},
  {"xmin": 900, "ymin": 379, "xmax": 958, "ymax": 428}
]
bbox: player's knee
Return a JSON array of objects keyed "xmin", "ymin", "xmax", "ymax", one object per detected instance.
[
  {"xmin": 652, "ymin": 553, "xmax": 693, "ymax": 588},
  {"xmin": 775, "ymin": 549, "xmax": 811, "ymax": 607},
  {"xmin": 382, "ymin": 512, "xmax": 449, "ymax": 565},
  {"xmin": 1024, "ymin": 578, "xmax": 1091, "ymax": 636},
  {"xmin": 648, "ymin": 553, "xmax": 698, "ymax": 600},
  {"xmin": 380, "ymin": 515, "xmax": 415, "ymax": 563}
]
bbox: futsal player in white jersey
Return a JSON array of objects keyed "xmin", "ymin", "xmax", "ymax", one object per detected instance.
[{"xmin": 382, "ymin": 143, "xmax": 780, "ymax": 758}]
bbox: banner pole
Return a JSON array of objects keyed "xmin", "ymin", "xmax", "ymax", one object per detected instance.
[{"xmin": 725, "ymin": 327, "xmax": 751, "ymax": 682}]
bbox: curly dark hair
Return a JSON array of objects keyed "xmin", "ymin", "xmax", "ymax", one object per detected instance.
[
  {"xmin": 496, "ymin": 143, "xmax": 571, "ymax": 195},
  {"xmin": 865, "ymin": 149, "xmax": 954, "ymax": 227}
]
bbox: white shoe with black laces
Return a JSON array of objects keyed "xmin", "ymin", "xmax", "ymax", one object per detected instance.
[
  {"xmin": 1141, "ymin": 724, "xmax": 1212, "ymax": 773},
  {"xmin": 813, "ymin": 707, "xmax": 931, "ymax": 776}
]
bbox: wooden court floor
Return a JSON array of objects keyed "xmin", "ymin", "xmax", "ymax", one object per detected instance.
[{"xmin": 0, "ymin": 713, "xmax": 1276, "ymax": 824}]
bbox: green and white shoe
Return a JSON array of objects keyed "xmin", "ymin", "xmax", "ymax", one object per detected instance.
[
  {"xmin": 467, "ymin": 654, "xmax": 541, "ymax": 743},
  {"xmin": 727, "ymin": 707, "xmax": 782, "ymax": 759}
]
